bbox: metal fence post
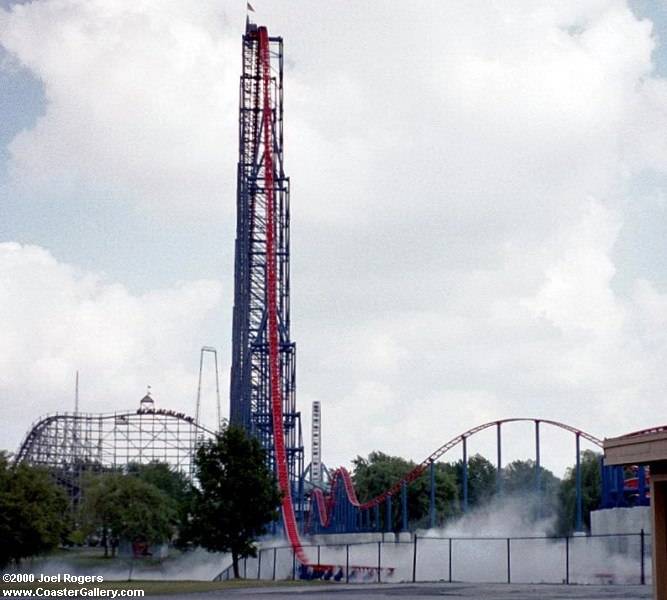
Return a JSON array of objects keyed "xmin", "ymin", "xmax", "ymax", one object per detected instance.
[
  {"xmin": 272, "ymin": 547, "xmax": 277, "ymax": 581},
  {"xmin": 640, "ymin": 529, "xmax": 645, "ymax": 585},
  {"xmin": 412, "ymin": 535, "xmax": 418, "ymax": 582},
  {"xmin": 244, "ymin": 557, "xmax": 247, "ymax": 579},
  {"xmin": 565, "ymin": 536, "xmax": 570, "ymax": 585},
  {"xmin": 346, "ymin": 544, "xmax": 350, "ymax": 583},
  {"xmin": 448, "ymin": 538, "xmax": 452, "ymax": 583},
  {"xmin": 377, "ymin": 541, "xmax": 382, "ymax": 583},
  {"xmin": 317, "ymin": 544, "xmax": 321, "ymax": 566},
  {"xmin": 257, "ymin": 549, "xmax": 262, "ymax": 579},
  {"xmin": 292, "ymin": 549, "xmax": 296, "ymax": 580},
  {"xmin": 506, "ymin": 538, "xmax": 511, "ymax": 584}
]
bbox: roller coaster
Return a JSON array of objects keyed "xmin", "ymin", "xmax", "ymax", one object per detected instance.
[
  {"xmin": 14, "ymin": 401, "xmax": 215, "ymax": 502},
  {"xmin": 309, "ymin": 418, "xmax": 603, "ymax": 536},
  {"xmin": 230, "ymin": 21, "xmax": 306, "ymax": 563},
  {"xmin": 13, "ymin": 20, "xmax": 647, "ymax": 578}
]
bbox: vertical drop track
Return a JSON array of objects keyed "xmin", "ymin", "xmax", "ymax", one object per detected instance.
[{"xmin": 258, "ymin": 26, "xmax": 308, "ymax": 565}]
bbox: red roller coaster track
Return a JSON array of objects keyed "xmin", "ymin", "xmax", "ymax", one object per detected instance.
[{"xmin": 258, "ymin": 26, "xmax": 309, "ymax": 565}]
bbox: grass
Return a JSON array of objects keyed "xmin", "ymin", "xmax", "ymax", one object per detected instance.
[{"xmin": 3, "ymin": 548, "xmax": 333, "ymax": 595}]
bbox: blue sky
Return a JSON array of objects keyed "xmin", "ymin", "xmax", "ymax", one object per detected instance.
[{"xmin": 2, "ymin": 1, "xmax": 667, "ymax": 477}]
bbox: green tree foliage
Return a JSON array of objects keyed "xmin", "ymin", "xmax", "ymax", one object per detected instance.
[
  {"xmin": 190, "ymin": 426, "xmax": 281, "ymax": 578},
  {"xmin": 502, "ymin": 459, "xmax": 561, "ymax": 518},
  {"xmin": 0, "ymin": 453, "xmax": 69, "ymax": 568},
  {"xmin": 448, "ymin": 453, "xmax": 497, "ymax": 508},
  {"xmin": 79, "ymin": 472, "xmax": 176, "ymax": 557},
  {"xmin": 556, "ymin": 449, "xmax": 602, "ymax": 534},
  {"xmin": 126, "ymin": 461, "xmax": 194, "ymax": 547},
  {"xmin": 352, "ymin": 451, "xmax": 458, "ymax": 529}
]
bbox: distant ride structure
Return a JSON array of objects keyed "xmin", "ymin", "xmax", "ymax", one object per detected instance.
[
  {"xmin": 14, "ymin": 393, "xmax": 214, "ymax": 503},
  {"xmin": 310, "ymin": 401, "xmax": 323, "ymax": 486}
]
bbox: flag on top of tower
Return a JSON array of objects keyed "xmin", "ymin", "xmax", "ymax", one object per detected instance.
[{"xmin": 247, "ymin": 2, "xmax": 255, "ymax": 12}]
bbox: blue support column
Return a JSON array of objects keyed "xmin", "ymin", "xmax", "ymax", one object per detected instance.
[
  {"xmin": 575, "ymin": 433, "xmax": 583, "ymax": 532},
  {"xmin": 338, "ymin": 486, "xmax": 343, "ymax": 532},
  {"xmin": 334, "ymin": 487, "xmax": 339, "ymax": 532},
  {"xmin": 342, "ymin": 488, "xmax": 346, "ymax": 532},
  {"xmin": 600, "ymin": 458, "xmax": 608, "ymax": 508},
  {"xmin": 401, "ymin": 481, "xmax": 408, "ymax": 532},
  {"xmin": 429, "ymin": 460, "xmax": 436, "ymax": 528},
  {"xmin": 616, "ymin": 466, "xmax": 625, "ymax": 507},
  {"xmin": 314, "ymin": 495, "xmax": 319, "ymax": 534},
  {"xmin": 496, "ymin": 422, "xmax": 502, "ymax": 496},
  {"xmin": 638, "ymin": 465, "xmax": 647, "ymax": 506},
  {"xmin": 386, "ymin": 495, "xmax": 393, "ymax": 533},
  {"xmin": 535, "ymin": 420, "xmax": 541, "ymax": 515},
  {"xmin": 462, "ymin": 437, "xmax": 468, "ymax": 513},
  {"xmin": 374, "ymin": 503, "xmax": 380, "ymax": 531},
  {"xmin": 298, "ymin": 476, "xmax": 304, "ymax": 532}
]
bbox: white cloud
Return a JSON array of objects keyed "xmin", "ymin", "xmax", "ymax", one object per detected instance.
[
  {"xmin": 0, "ymin": 242, "xmax": 224, "ymax": 452},
  {"xmin": 526, "ymin": 200, "xmax": 624, "ymax": 336},
  {"xmin": 0, "ymin": 0, "xmax": 238, "ymax": 216}
]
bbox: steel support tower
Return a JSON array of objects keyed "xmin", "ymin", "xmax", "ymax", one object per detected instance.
[{"xmin": 229, "ymin": 21, "xmax": 304, "ymax": 510}]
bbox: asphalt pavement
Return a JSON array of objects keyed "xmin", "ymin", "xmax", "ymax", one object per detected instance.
[{"xmin": 152, "ymin": 582, "xmax": 652, "ymax": 599}]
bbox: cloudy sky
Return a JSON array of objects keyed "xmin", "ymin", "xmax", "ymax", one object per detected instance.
[{"xmin": 2, "ymin": 0, "xmax": 667, "ymax": 477}]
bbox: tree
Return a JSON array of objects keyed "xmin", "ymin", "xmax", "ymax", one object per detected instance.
[
  {"xmin": 190, "ymin": 426, "xmax": 281, "ymax": 578},
  {"xmin": 352, "ymin": 451, "xmax": 458, "ymax": 529},
  {"xmin": 0, "ymin": 453, "xmax": 69, "ymax": 568},
  {"xmin": 556, "ymin": 449, "xmax": 602, "ymax": 534},
  {"xmin": 126, "ymin": 461, "xmax": 194, "ymax": 548},
  {"xmin": 79, "ymin": 472, "xmax": 176, "ymax": 557},
  {"xmin": 502, "ymin": 459, "xmax": 560, "ymax": 518},
  {"xmin": 449, "ymin": 453, "xmax": 497, "ymax": 508}
]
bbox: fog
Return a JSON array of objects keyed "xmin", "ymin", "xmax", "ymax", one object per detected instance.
[{"xmin": 15, "ymin": 497, "xmax": 650, "ymax": 585}]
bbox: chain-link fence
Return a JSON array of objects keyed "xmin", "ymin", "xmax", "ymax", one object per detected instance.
[{"xmin": 215, "ymin": 531, "xmax": 651, "ymax": 586}]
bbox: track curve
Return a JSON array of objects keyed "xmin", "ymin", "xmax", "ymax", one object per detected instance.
[{"xmin": 309, "ymin": 418, "xmax": 603, "ymax": 526}]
